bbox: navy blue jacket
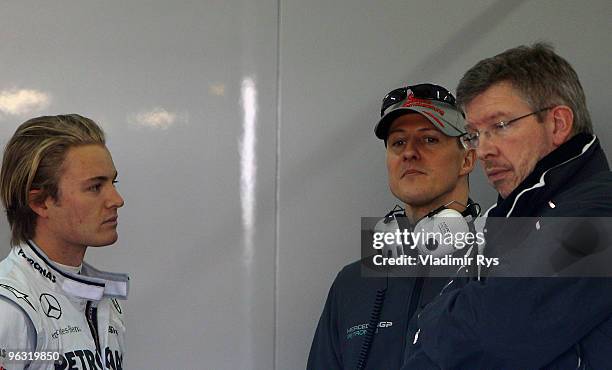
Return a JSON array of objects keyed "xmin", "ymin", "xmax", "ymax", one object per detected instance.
[
  {"xmin": 402, "ymin": 134, "xmax": 612, "ymax": 369},
  {"xmin": 307, "ymin": 258, "xmax": 451, "ymax": 370}
]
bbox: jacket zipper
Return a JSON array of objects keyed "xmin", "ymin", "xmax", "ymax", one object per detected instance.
[
  {"xmin": 407, "ymin": 277, "xmax": 424, "ymax": 321},
  {"xmin": 86, "ymin": 301, "xmax": 102, "ymax": 356},
  {"xmin": 401, "ymin": 276, "xmax": 424, "ymax": 355}
]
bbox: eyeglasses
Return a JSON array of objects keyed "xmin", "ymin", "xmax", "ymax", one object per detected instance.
[
  {"xmin": 460, "ymin": 107, "xmax": 554, "ymax": 149},
  {"xmin": 380, "ymin": 83, "xmax": 457, "ymax": 117}
]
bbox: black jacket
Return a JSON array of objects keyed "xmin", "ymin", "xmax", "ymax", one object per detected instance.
[
  {"xmin": 308, "ymin": 202, "xmax": 481, "ymax": 370},
  {"xmin": 307, "ymin": 258, "xmax": 451, "ymax": 370},
  {"xmin": 402, "ymin": 134, "xmax": 612, "ymax": 369}
]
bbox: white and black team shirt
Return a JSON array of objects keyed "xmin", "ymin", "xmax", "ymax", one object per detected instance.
[{"xmin": 0, "ymin": 241, "xmax": 128, "ymax": 370}]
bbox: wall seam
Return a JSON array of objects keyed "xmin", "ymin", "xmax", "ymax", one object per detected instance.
[{"xmin": 273, "ymin": 0, "xmax": 282, "ymax": 368}]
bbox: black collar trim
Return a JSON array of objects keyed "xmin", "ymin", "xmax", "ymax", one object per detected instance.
[{"xmin": 25, "ymin": 240, "xmax": 105, "ymax": 287}]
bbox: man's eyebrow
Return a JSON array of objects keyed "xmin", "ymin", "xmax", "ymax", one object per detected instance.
[
  {"xmin": 387, "ymin": 128, "xmax": 405, "ymax": 136},
  {"xmin": 466, "ymin": 111, "xmax": 509, "ymax": 126},
  {"xmin": 416, "ymin": 127, "xmax": 441, "ymax": 133},
  {"xmin": 84, "ymin": 172, "xmax": 118, "ymax": 183}
]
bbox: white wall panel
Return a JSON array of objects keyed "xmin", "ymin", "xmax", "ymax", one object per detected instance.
[{"xmin": 0, "ymin": 1, "xmax": 278, "ymax": 369}]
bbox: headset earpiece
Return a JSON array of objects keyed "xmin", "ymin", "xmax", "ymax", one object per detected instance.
[
  {"xmin": 375, "ymin": 202, "xmax": 478, "ymax": 259},
  {"xmin": 413, "ymin": 208, "xmax": 470, "ymax": 257},
  {"xmin": 374, "ymin": 216, "xmax": 406, "ymax": 259}
]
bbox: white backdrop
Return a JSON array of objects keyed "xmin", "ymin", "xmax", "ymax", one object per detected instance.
[{"xmin": 0, "ymin": 1, "xmax": 610, "ymax": 369}]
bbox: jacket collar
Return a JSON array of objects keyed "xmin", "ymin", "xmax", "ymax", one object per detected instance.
[
  {"xmin": 488, "ymin": 133, "xmax": 605, "ymax": 218},
  {"xmin": 15, "ymin": 241, "xmax": 129, "ymax": 301}
]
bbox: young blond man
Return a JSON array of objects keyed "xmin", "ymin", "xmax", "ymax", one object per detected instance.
[{"xmin": 0, "ymin": 115, "xmax": 128, "ymax": 370}]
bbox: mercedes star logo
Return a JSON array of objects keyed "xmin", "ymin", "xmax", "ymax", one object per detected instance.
[{"xmin": 39, "ymin": 293, "xmax": 62, "ymax": 319}]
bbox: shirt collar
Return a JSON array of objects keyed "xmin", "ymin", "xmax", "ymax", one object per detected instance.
[{"xmin": 20, "ymin": 240, "xmax": 129, "ymax": 301}]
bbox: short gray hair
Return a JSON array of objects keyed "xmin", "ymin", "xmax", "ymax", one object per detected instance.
[{"xmin": 456, "ymin": 42, "xmax": 592, "ymax": 135}]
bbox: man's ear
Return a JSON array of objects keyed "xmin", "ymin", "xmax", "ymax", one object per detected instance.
[
  {"xmin": 28, "ymin": 189, "xmax": 50, "ymax": 218},
  {"xmin": 460, "ymin": 148, "xmax": 476, "ymax": 176},
  {"xmin": 550, "ymin": 105, "xmax": 574, "ymax": 146}
]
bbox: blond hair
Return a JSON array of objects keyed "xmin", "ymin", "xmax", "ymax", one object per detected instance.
[{"xmin": 0, "ymin": 114, "xmax": 105, "ymax": 245}]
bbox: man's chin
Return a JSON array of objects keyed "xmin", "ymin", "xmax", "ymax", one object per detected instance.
[
  {"xmin": 88, "ymin": 234, "xmax": 119, "ymax": 247},
  {"xmin": 397, "ymin": 193, "xmax": 436, "ymax": 208},
  {"xmin": 492, "ymin": 182, "xmax": 514, "ymax": 199},
  {"xmin": 488, "ymin": 173, "xmax": 519, "ymax": 199}
]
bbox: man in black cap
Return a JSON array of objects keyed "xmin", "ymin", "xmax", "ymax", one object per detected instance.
[{"xmin": 307, "ymin": 83, "xmax": 478, "ymax": 370}]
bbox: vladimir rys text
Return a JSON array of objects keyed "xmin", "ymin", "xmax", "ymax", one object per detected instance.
[{"xmin": 372, "ymin": 254, "xmax": 499, "ymax": 268}]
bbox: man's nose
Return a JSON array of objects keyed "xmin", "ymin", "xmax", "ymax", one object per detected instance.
[
  {"xmin": 401, "ymin": 138, "xmax": 419, "ymax": 161},
  {"xmin": 476, "ymin": 132, "xmax": 498, "ymax": 161},
  {"xmin": 107, "ymin": 186, "xmax": 125, "ymax": 209}
]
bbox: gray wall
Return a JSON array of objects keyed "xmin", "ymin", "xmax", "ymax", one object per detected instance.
[{"xmin": 0, "ymin": 1, "xmax": 610, "ymax": 369}]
